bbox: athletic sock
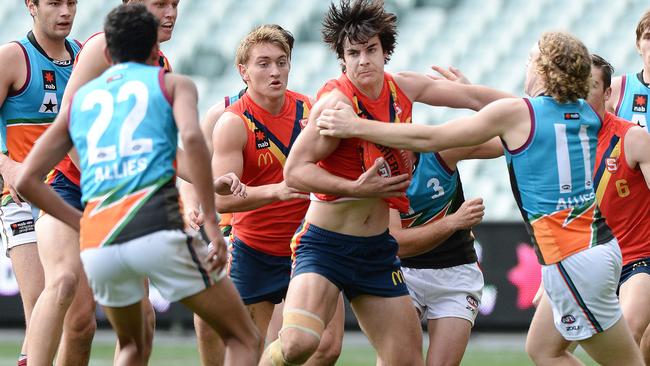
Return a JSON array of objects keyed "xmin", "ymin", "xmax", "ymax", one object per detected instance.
[{"xmin": 17, "ymin": 353, "xmax": 27, "ymax": 366}]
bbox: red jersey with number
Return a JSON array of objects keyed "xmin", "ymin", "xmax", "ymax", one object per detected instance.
[
  {"xmin": 53, "ymin": 32, "xmax": 172, "ymax": 186},
  {"xmin": 226, "ymin": 90, "xmax": 311, "ymax": 256},
  {"xmin": 594, "ymin": 112, "xmax": 650, "ymax": 265},
  {"xmin": 314, "ymin": 72, "xmax": 412, "ymax": 212}
]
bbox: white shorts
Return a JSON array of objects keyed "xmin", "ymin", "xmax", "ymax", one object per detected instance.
[
  {"xmin": 80, "ymin": 230, "xmax": 226, "ymax": 307},
  {"xmin": 0, "ymin": 202, "xmax": 37, "ymax": 256},
  {"xmin": 403, "ymin": 262, "xmax": 484, "ymax": 325},
  {"xmin": 542, "ymin": 238, "xmax": 623, "ymax": 341}
]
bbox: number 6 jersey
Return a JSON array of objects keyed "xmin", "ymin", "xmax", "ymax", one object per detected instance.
[
  {"xmin": 594, "ymin": 112, "xmax": 650, "ymax": 266},
  {"xmin": 69, "ymin": 62, "xmax": 182, "ymax": 250},
  {"xmin": 505, "ymin": 96, "xmax": 614, "ymax": 265}
]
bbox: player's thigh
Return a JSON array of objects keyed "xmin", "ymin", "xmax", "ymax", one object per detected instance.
[
  {"xmin": 525, "ymin": 293, "xmax": 573, "ymax": 357},
  {"xmin": 35, "ymin": 214, "xmax": 81, "ymax": 275},
  {"xmin": 426, "ymin": 317, "xmax": 472, "ymax": 366},
  {"xmin": 351, "ymin": 294, "xmax": 422, "ymax": 357},
  {"xmin": 579, "ymin": 317, "xmax": 643, "ymax": 366},
  {"xmin": 619, "ymin": 272, "xmax": 650, "ymax": 339}
]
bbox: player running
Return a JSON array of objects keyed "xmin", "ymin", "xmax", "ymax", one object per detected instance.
[{"xmin": 16, "ymin": 4, "xmax": 260, "ymax": 365}]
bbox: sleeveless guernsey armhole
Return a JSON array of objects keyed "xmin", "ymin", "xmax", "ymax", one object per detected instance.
[
  {"xmin": 506, "ymin": 98, "xmax": 536, "ymax": 155},
  {"xmin": 614, "ymin": 75, "xmax": 626, "ymax": 116},
  {"xmin": 8, "ymin": 42, "xmax": 30, "ymax": 97},
  {"xmin": 158, "ymin": 69, "xmax": 172, "ymax": 106}
]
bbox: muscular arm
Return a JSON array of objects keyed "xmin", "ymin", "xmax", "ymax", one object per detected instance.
[
  {"xmin": 0, "ymin": 43, "xmax": 28, "ymax": 182},
  {"xmin": 438, "ymin": 137, "xmax": 504, "ymax": 170},
  {"xmin": 16, "ymin": 113, "xmax": 80, "ymax": 229},
  {"xmin": 178, "ymin": 100, "xmax": 229, "ymax": 224},
  {"xmin": 284, "ymin": 91, "xmax": 409, "ymax": 197},
  {"xmin": 317, "ymin": 98, "xmax": 527, "ymax": 153},
  {"xmin": 394, "ymin": 71, "xmax": 514, "ymax": 111},
  {"xmin": 211, "ymin": 112, "xmax": 299, "ymax": 213},
  {"xmin": 390, "ymin": 197, "xmax": 485, "ymax": 258},
  {"xmin": 624, "ymin": 125, "xmax": 650, "ymax": 189}
]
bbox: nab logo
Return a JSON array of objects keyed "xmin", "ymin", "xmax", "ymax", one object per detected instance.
[
  {"xmin": 564, "ymin": 112, "xmax": 580, "ymax": 120},
  {"xmin": 254, "ymin": 129, "xmax": 270, "ymax": 150},
  {"xmin": 42, "ymin": 70, "xmax": 57, "ymax": 90},
  {"xmin": 466, "ymin": 295, "xmax": 479, "ymax": 309},
  {"xmin": 391, "ymin": 270, "xmax": 404, "ymax": 286},
  {"xmin": 606, "ymin": 157, "xmax": 619, "ymax": 172},
  {"xmin": 633, "ymin": 94, "xmax": 647, "ymax": 113},
  {"xmin": 257, "ymin": 152, "xmax": 273, "ymax": 167},
  {"xmin": 561, "ymin": 315, "xmax": 576, "ymax": 324}
]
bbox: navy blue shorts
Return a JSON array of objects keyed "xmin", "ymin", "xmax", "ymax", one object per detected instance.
[
  {"xmin": 47, "ymin": 171, "xmax": 83, "ymax": 211},
  {"xmin": 228, "ymin": 236, "xmax": 290, "ymax": 305},
  {"xmin": 291, "ymin": 222, "xmax": 409, "ymax": 300},
  {"xmin": 619, "ymin": 257, "xmax": 650, "ymax": 288}
]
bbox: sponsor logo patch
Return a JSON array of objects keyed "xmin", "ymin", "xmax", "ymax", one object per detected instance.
[
  {"xmin": 606, "ymin": 157, "xmax": 618, "ymax": 172},
  {"xmin": 564, "ymin": 112, "xmax": 580, "ymax": 120},
  {"xmin": 254, "ymin": 129, "xmax": 270, "ymax": 150},
  {"xmin": 10, "ymin": 219, "xmax": 34, "ymax": 236},
  {"xmin": 633, "ymin": 94, "xmax": 647, "ymax": 113},
  {"xmin": 466, "ymin": 295, "xmax": 479, "ymax": 309},
  {"xmin": 42, "ymin": 70, "xmax": 57, "ymax": 91},
  {"xmin": 561, "ymin": 315, "xmax": 576, "ymax": 324}
]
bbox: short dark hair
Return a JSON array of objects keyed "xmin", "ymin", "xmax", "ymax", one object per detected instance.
[
  {"xmin": 104, "ymin": 4, "xmax": 159, "ymax": 63},
  {"xmin": 591, "ymin": 54, "xmax": 614, "ymax": 90},
  {"xmin": 322, "ymin": 0, "xmax": 397, "ymax": 64}
]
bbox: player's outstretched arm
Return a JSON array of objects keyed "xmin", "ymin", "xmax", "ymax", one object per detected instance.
[
  {"xmin": 389, "ymin": 198, "xmax": 485, "ymax": 258},
  {"xmin": 317, "ymin": 98, "xmax": 525, "ymax": 152},
  {"xmin": 284, "ymin": 92, "xmax": 410, "ymax": 198},
  {"xmin": 15, "ymin": 113, "xmax": 80, "ymax": 230},
  {"xmin": 394, "ymin": 71, "xmax": 514, "ymax": 111},
  {"xmin": 210, "ymin": 111, "xmax": 307, "ymax": 213},
  {"xmin": 624, "ymin": 125, "xmax": 650, "ymax": 190}
]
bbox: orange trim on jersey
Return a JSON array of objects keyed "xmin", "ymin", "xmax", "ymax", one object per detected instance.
[
  {"xmin": 290, "ymin": 222, "xmax": 311, "ymax": 263},
  {"xmin": 530, "ymin": 203, "xmax": 598, "ymax": 264},
  {"xmin": 79, "ymin": 187, "xmax": 153, "ymax": 250}
]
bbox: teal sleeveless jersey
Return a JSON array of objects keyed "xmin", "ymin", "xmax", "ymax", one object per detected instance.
[
  {"xmin": 69, "ymin": 62, "xmax": 181, "ymax": 249},
  {"xmin": 614, "ymin": 72, "xmax": 650, "ymax": 132},
  {"xmin": 0, "ymin": 33, "xmax": 80, "ymax": 157},
  {"xmin": 400, "ymin": 152, "xmax": 476, "ymax": 269},
  {"xmin": 505, "ymin": 96, "xmax": 613, "ymax": 265}
]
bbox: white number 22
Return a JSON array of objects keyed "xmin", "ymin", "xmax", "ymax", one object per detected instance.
[{"xmin": 82, "ymin": 81, "xmax": 153, "ymax": 165}]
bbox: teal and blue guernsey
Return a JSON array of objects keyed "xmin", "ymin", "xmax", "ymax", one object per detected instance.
[
  {"xmin": 505, "ymin": 96, "xmax": 613, "ymax": 265},
  {"xmin": 0, "ymin": 31, "xmax": 80, "ymax": 202},
  {"xmin": 399, "ymin": 152, "xmax": 476, "ymax": 269},
  {"xmin": 614, "ymin": 71, "xmax": 650, "ymax": 132},
  {"xmin": 69, "ymin": 62, "xmax": 183, "ymax": 250}
]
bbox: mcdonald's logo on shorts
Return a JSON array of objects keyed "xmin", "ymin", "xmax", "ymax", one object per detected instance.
[
  {"xmin": 258, "ymin": 152, "xmax": 273, "ymax": 167},
  {"xmin": 391, "ymin": 270, "xmax": 404, "ymax": 286}
]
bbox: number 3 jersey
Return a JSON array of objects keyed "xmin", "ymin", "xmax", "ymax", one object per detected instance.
[
  {"xmin": 69, "ymin": 62, "xmax": 182, "ymax": 250},
  {"xmin": 505, "ymin": 96, "xmax": 613, "ymax": 265},
  {"xmin": 399, "ymin": 152, "xmax": 477, "ymax": 269},
  {"xmin": 594, "ymin": 112, "xmax": 650, "ymax": 266}
]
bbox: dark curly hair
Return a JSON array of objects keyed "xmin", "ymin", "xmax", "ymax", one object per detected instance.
[
  {"xmin": 536, "ymin": 32, "xmax": 591, "ymax": 103},
  {"xmin": 105, "ymin": 4, "xmax": 159, "ymax": 63},
  {"xmin": 321, "ymin": 0, "xmax": 397, "ymax": 65}
]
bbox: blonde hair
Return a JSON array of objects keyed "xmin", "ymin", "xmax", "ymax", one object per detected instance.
[
  {"xmin": 235, "ymin": 25, "xmax": 290, "ymax": 67},
  {"xmin": 637, "ymin": 9, "xmax": 650, "ymax": 43},
  {"xmin": 536, "ymin": 32, "xmax": 591, "ymax": 103}
]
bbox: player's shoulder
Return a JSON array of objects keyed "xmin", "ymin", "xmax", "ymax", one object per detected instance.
[{"xmin": 0, "ymin": 42, "xmax": 27, "ymax": 68}]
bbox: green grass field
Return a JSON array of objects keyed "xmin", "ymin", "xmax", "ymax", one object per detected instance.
[{"xmin": 0, "ymin": 331, "xmax": 598, "ymax": 365}]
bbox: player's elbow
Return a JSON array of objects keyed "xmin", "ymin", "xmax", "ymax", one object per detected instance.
[{"xmin": 15, "ymin": 170, "xmax": 35, "ymax": 200}]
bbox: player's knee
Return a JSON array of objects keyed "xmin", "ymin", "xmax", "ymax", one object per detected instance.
[
  {"xmin": 273, "ymin": 308, "xmax": 325, "ymax": 364},
  {"xmin": 49, "ymin": 271, "xmax": 80, "ymax": 304},
  {"xmin": 311, "ymin": 329, "xmax": 342, "ymax": 365}
]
